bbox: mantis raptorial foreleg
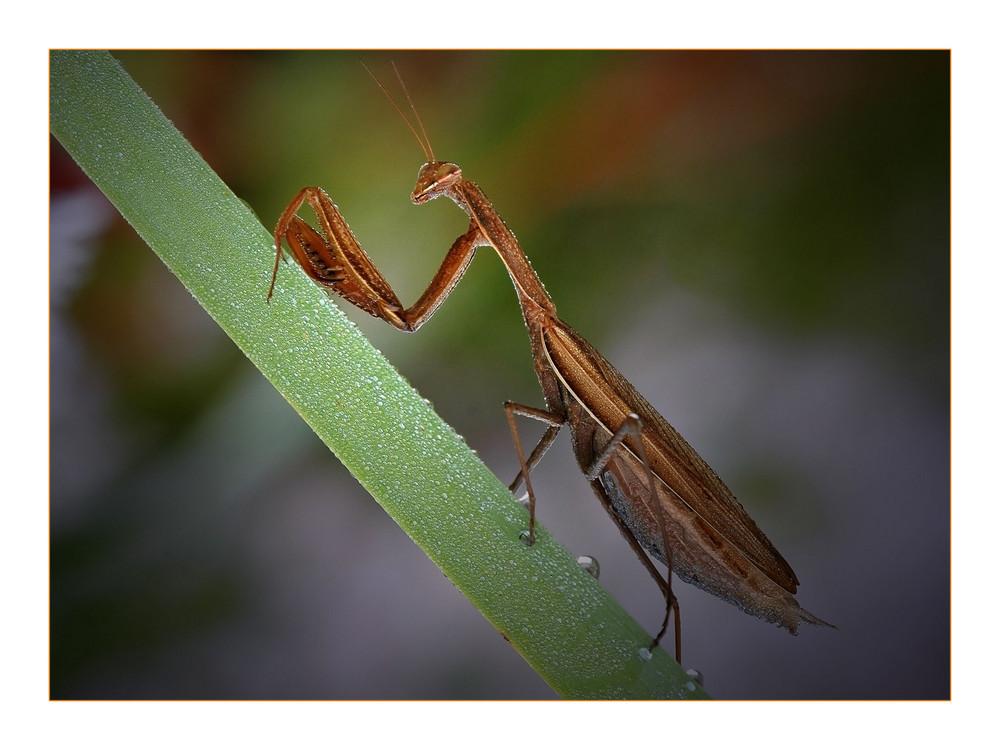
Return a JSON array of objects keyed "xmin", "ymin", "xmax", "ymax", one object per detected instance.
[{"xmin": 270, "ymin": 186, "xmax": 483, "ymax": 333}]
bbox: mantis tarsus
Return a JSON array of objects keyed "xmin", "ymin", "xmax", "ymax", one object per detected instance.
[{"xmin": 267, "ymin": 65, "xmax": 831, "ymax": 665}]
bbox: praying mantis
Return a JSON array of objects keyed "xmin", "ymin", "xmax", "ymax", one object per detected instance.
[{"xmin": 267, "ymin": 65, "xmax": 830, "ymax": 665}]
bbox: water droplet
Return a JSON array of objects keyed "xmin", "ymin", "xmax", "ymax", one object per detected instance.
[
  {"xmin": 685, "ymin": 681, "xmax": 698, "ymax": 692},
  {"xmin": 638, "ymin": 647, "xmax": 652, "ymax": 662},
  {"xmin": 515, "ymin": 493, "xmax": 530, "ymax": 508},
  {"xmin": 518, "ymin": 530, "xmax": 534, "ymax": 546},
  {"xmin": 684, "ymin": 668, "xmax": 704, "ymax": 687},
  {"xmin": 576, "ymin": 555, "xmax": 600, "ymax": 580}
]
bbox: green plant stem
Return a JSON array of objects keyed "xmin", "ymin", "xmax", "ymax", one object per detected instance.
[{"xmin": 49, "ymin": 50, "xmax": 707, "ymax": 699}]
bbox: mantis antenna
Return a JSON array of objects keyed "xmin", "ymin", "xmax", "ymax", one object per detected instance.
[{"xmin": 361, "ymin": 61, "xmax": 434, "ymax": 162}]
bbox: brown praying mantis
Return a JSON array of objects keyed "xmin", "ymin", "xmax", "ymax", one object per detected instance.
[{"xmin": 267, "ymin": 65, "xmax": 830, "ymax": 665}]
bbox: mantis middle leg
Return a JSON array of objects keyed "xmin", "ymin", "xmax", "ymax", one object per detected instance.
[{"xmin": 503, "ymin": 402, "xmax": 565, "ymax": 546}]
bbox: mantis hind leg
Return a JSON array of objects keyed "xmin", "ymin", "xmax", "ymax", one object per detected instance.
[
  {"xmin": 589, "ymin": 478, "xmax": 682, "ymax": 664},
  {"xmin": 586, "ymin": 413, "xmax": 682, "ymax": 664}
]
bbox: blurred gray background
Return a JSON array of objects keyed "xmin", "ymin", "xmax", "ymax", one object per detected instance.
[{"xmin": 50, "ymin": 51, "xmax": 949, "ymax": 699}]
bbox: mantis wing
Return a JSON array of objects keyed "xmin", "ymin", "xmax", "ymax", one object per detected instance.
[{"xmin": 541, "ymin": 319, "xmax": 800, "ymax": 594}]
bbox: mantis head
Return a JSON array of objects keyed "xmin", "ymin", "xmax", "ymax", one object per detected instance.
[
  {"xmin": 361, "ymin": 64, "xmax": 460, "ymax": 205},
  {"xmin": 411, "ymin": 161, "xmax": 463, "ymax": 204},
  {"xmin": 361, "ymin": 64, "xmax": 458, "ymax": 205}
]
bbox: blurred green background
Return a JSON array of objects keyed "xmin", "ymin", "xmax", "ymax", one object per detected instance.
[{"xmin": 51, "ymin": 51, "xmax": 949, "ymax": 698}]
